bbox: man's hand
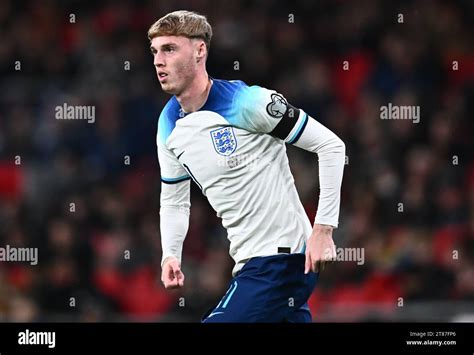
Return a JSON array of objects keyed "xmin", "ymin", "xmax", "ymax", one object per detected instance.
[
  {"xmin": 161, "ymin": 256, "xmax": 185, "ymax": 289},
  {"xmin": 305, "ymin": 224, "xmax": 337, "ymax": 274}
]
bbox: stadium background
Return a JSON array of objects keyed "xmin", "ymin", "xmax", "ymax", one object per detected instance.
[{"xmin": 0, "ymin": 0, "xmax": 472, "ymax": 322}]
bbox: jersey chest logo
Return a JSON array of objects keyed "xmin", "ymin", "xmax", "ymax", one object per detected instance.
[{"xmin": 210, "ymin": 127, "xmax": 237, "ymax": 156}]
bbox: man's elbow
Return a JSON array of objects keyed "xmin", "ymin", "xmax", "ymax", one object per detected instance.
[{"xmin": 331, "ymin": 134, "xmax": 346, "ymax": 156}]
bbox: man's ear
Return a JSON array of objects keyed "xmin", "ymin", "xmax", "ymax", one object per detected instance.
[{"xmin": 196, "ymin": 41, "xmax": 206, "ymax": 63}]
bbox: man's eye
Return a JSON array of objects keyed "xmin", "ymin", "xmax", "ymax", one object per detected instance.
[{"xmin": 165, "ymin": 47, "xmax": 175, "ymax": 53}]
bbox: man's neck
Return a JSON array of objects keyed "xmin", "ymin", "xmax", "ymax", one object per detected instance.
[{"xmin": 176, "ymin": 71, "xmax": 212, "ymax": 113}]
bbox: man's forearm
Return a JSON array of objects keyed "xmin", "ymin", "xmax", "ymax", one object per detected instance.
[
  {"xmin": 160, "ymin": 205, "xmax": 190, "ymax": 266},
  {"xmin": 293, "ymin": 116, "xmax": 345, "ymax": 228},
  {"xmin": 159, "ymin": 181, "xmax": 191, "ymax": 266}
]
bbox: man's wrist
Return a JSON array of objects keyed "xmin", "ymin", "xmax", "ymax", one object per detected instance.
[
  {"xmin": 313, "ymin": 223, "xmax": 334, "ymax": 234},
  {"xmin": 161, "ymin": 255, "xmax": 179, "ymax": 267}
]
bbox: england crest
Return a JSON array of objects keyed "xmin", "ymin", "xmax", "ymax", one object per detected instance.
[{"xmin": 210, "ymin": 127, "xmax": 237, "ymax": 156}]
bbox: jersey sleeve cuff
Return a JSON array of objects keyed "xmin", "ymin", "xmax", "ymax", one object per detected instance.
[
  {"xmin": 314, "ymin": 216, "xmax": 339, "ymax": 229},
  {"xmin": 161, "ymin": 175, "xmax": 191, "ymax": 184}
]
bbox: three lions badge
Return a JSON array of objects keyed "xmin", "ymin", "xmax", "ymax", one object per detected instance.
[{"xmin": 210, "ymin": 127, "xmax": 237, "ymax": 156}]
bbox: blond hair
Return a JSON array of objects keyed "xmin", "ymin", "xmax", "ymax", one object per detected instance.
[{"xmin": 148, "ymin": 10, "xmax": 213, "ymax": 52}]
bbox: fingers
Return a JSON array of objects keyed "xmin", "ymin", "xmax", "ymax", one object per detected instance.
[
  {"xmin": 310, "ymin": 246, "xmax": 337, "ymax": 273},
  {"xmin": 164, "ymin": 278, "xmax": 179, "ymax": 289},
  {"xmin": 161, "ymin": 260, "xmax": 185, "ymax": 289},
  {"xmin": 312, "ymin": 259, "xmax": 327, "ymax": 273},
  {"xmin": 306, "ymin": 254, "xmax": 332, "ymax": 273},
  {"xmin": 163, "ymin": 273, "xmax": 182, "ymax": 289},
  {"xmin": 304, "ymin": 250, "xmax": 311, "ymax": 274},
  {"xmin": 314, "ymin": 259, "xmax": 327, "ymax": 273},
  {"xmin": 174, "ymin": 268, "xmax": 185, "ymax": 287},
  {"xmin": 314, "ymin": 260, "xmax": 320, "ymax": 273}
]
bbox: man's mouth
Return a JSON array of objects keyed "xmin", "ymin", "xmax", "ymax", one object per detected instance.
[{"xmin": 158, "ymin": 72, "xmax": 168, "ymax": 81}]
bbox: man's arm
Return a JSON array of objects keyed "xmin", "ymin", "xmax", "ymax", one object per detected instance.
[
  {"xmin": 157, "ymin": 136, "xmax": 191, "ymax": 289},
  {"xmin": 290, "ymin": 116, "xmax": 345, "ymax": 273},
  {"xmin": 238, "ymin": 86, "xmax": 345, "ymax": 273},
  {"xmin": 160, "ymin": 180, "xmax": 190, "ymax": 289},
  {"xmin": 289, "ymin": 112, "xmax": 345, "ymax": 228}
]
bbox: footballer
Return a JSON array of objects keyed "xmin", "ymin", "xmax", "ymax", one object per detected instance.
[{"xmin": 149, "ymin": 10, "xmax": 345, "ymax": 322}]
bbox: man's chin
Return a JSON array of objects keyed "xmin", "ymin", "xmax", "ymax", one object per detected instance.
[{"xmin": 160, "ymin": 83, "xmax": 177, "ymax": 95}]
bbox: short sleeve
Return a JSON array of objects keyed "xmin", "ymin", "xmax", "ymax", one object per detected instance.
[{"xmin": 234, "ymin": 85, "xmax": 309, "ymax": 144}]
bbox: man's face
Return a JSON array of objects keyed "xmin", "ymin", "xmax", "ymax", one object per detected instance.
[{"xmin": 150, "ymin": 35, "xmax": 199, "ymax": 95}]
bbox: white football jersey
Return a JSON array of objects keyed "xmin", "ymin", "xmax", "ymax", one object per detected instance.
[{"xmin": 157, "ymin": 79, "xmax": 343, "ymax": 275}]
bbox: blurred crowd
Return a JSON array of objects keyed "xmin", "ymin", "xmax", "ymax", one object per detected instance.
[{"xmin": 0, "ymin": 0, "xmax": 473, "ymax": 321}]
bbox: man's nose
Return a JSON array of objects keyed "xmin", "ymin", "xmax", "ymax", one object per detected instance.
[{"xmin": 154, "ymin": 52, "xmax": 165, "ymax": 67}]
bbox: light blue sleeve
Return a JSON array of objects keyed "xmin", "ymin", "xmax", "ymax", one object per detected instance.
[{"xmin": 231, "ymin": 85, "xmax": 289, "ymax": 133}]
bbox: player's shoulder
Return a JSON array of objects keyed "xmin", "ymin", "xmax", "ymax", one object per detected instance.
[
  {"xmin": 214, "ymin": 79, "xmax": 270, "ymax": 99},
  {"xmin": 232, "ymin": 81, "xmax": 278, "ymax": 116},
  {"xmin": 212, "ymin": 78, "xmax": 248, "ymax": 92},
  {"xmin": 157, "ymin": 96, "xmax": 181, "ymax": 145},
  {"xmin": 234, "ymin": 83, "xmax": 272, "ymax": 102},
  {"xmin": 210, "ymin": 78, "xmax": 273, "ymax": 112},
  {"xmin": 207, "ymin": 78, "xmax": 248, "ymax": 108},
  {"xmin": 231, "ymin": 82, "xmax": 290, "ymax": 133},
  {"xmin": 196, "ymin": 78, "xmax": 249, "ymax": 120}
]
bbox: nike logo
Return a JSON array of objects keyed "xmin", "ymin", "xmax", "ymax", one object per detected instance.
[
  {"xmin": 177, "ymin": 151, "xmax": 185, "ymax": 160},
  {"xmin": 206, "ymin": 311, "xmax": 224, "ymax": 319}
]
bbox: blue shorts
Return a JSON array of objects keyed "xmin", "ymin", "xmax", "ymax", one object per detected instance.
[{"xmin": 201, "ymin": 253, "xmax": 318, "ymax": 322}]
